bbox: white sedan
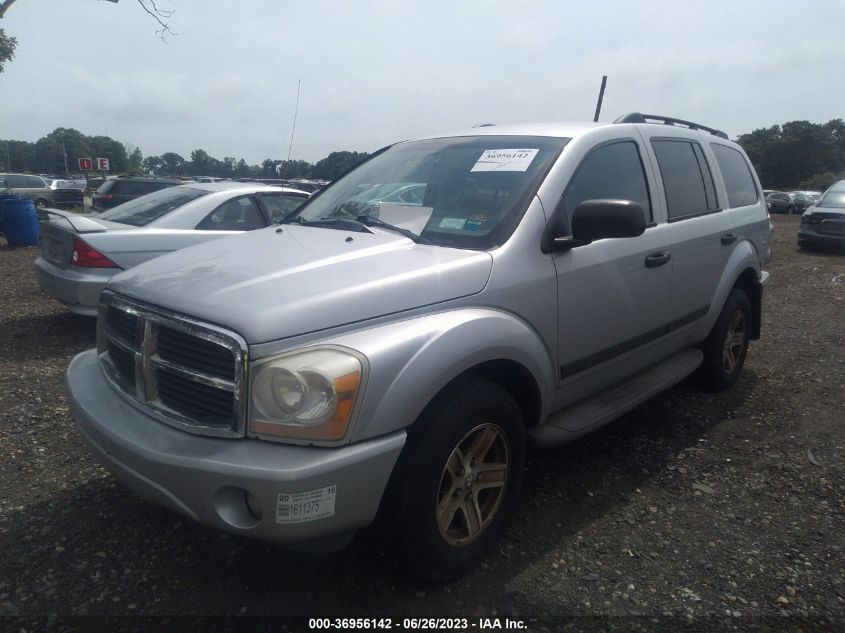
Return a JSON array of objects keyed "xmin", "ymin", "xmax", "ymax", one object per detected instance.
[{"xmin": 35, "ymin": 181, "xmax": 309, "ymax": 315}]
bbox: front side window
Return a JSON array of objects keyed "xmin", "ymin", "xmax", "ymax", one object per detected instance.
[
  {"xmin": 97, "ymin": 186, "xmax": 208, "ymax": 226},
  {"xmin": 289, "ymin": 135, "xmax": 567, "ymax": 249},
  {"xmin": 197, "ymin": 196, "xmax": 265, "ymax": 231},
  {"xmin": 564, "ymin": 140, "xmax": 653, "ymax": 222},
  {"xmin": 259, "ymin": 192, "xmax": 308, "ymax": 222},
  {"xmin": 652, "ymin": 139, "xmax": 720, "ymax": 220},
  {"xmin": 710, "ymin": 143, "xmax": 758, "ymax": 208}
]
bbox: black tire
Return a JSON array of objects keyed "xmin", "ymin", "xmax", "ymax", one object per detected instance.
[
  {"xmin": 392, "ymin": 378, "xmax": 525, "ymax": 580},
  {"xmin": 34, "ymin": 198, "xmax": 47, "ymax": 209},
  {"xmin": 697, "ymin": 288, "xmax": 751, "ymax": 392}
]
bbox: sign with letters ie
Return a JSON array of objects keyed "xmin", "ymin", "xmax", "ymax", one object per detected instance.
[
  {"xmin": 77, "ymin": 158, "xmax": 93, "ymax": 171},
  {"xmin": 96, "ymin": 157, "xmax": 110, "ymax": 171}
]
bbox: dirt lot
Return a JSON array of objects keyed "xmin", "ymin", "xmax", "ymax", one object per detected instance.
[{"xmin": 0, "ymin": 215, "xmax": 843, "ymax": 631}]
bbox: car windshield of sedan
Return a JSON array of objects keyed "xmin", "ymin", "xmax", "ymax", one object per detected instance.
[
  {"xmin": 818, "ymin": 192, "xmax": 845, "ymax": 208},
  {"xmin": 96, "ymin": 186, "xmax": 209, "ymax": 226},
  {"xmin": 290, "ymin": 135, "xmax": 567, "ymax": 249}
]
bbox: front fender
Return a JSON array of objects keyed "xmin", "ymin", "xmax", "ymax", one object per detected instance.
[{"xmin": 324, "ymin": 309, "xmax": 556, "ymax": 442}]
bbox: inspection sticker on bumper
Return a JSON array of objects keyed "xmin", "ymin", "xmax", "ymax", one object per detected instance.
[{"xmin": 276, "ymin": 486, "xmax": 337, "ymax": 524}]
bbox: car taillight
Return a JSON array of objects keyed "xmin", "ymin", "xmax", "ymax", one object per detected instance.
[
  {"xmin": 99, "ymin": 194, "xmax": 113, "ymax": 201},
  {"xmin": 70, "ymin": 238, "xmax": 118, "ymax": 268}
]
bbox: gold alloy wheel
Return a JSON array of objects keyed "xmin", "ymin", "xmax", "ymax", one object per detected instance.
[
  {"xmin": 722, "ymin": 310, "xmax": 747, "ymax": 373},
  {"xmin": 436, "ymin": 423, "xmax": 510, "ymax": 547}
]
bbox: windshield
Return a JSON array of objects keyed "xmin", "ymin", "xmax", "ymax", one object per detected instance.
[
  {"xmin": 96, "ymin": 186, "xmax": 209, "ymax": 226},
  {"xmin": 818, "ymin": 191, "xmax": 845, "ymax": 208},
  {"xmin": 291, "ymin": 135, "xmax": 567, "ymax": 249}
]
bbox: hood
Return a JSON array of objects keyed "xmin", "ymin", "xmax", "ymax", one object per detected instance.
[{"xmin": 108, "ymin": 224, "xmax": 493, "ymax": 343}]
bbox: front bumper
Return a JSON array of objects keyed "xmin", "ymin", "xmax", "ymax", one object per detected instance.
[
  {"xmin": 34, "ymin": 257, "xmax": 114, "ymax": 316},
  {"xmin": 66, "ymin": 349, "xmax": 406, "ymax": 549}
]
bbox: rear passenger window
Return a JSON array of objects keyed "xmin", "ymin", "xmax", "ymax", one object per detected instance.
[
  {"xmin": 710, "ymin": 144, "xmax": 759, "ymax": 208},
  {"xmin": 197, "ymin": 196, "xmax": 266, "ymax": 231},
  {"xmin": 652, "ymin": 139, "xmax": 720, "ymax": 220},
  {"xmin": 565, "ymin": 141, "xmax": 652, "ymax": 222}
]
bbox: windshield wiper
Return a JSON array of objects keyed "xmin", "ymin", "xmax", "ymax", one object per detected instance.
[
  {"xmin": 281, "ymin": 216, "xmax": 371, "ymax": 232},
  {"xmin": 356, "ymin": 215, "xmax": 432, "ymax": 245}
]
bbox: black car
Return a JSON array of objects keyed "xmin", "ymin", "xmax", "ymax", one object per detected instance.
[
  {"xmin": 49, "ymin": 179, "xmax": 86, "ymax": 209},
  {"xmin": 92, "ymin": 177, "xmax": 183, "ymax": 212},
  {"xmin": 765, "ymin": 191, "xmax": 797, "ymax": 214}
]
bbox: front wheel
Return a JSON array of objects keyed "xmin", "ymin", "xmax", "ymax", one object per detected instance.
[
  {"xmin": 697, "ymin": 289, "xmax": 751, "ymax": 391},
  {"xmin": 393, "ymin": 379, "xmax": 525, "ymax": 580}
]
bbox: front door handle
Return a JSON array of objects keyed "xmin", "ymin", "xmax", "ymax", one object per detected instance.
[
  {"xmin": 645, "ymin": 250, "xmax": 671, "ymax": 268},
  {"xmin": 721, "ymin": 233, "xmax": 738, "ymax": 245}
]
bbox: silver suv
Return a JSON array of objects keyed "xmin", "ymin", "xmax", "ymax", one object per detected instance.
[{"xmin": 66, "ymin": 113, "xmax": 772, "ymax": 579}]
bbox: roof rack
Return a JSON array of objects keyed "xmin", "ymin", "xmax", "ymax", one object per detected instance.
[{"xmin": 613, "ymin": 112, "xmax": 729, "ymax": 139}]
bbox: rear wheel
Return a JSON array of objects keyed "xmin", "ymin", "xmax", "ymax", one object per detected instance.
[
  {"xmin": 697, "ymin": 289, "xmax": 751, "ymax": 391},
  {"xmin": 34, "ymin": 198, "xmax": 48, "ymax": 209},
  {"xmin": 393, "ymin": 379, "xmax": 525, "ymax": 580}
]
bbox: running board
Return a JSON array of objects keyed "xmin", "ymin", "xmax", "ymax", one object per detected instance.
[{"xmin": 528, "ymin": 348, "xmax": 703, "ymax": 449}]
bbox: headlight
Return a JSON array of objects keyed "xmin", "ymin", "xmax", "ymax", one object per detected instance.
[{"xmin": 249, "ymin": 347, "xmax": 365, "ymax": 443}]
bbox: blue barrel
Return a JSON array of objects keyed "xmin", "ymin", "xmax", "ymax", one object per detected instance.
[
  {"xmin": 0, "ymin": 194, "xmax": 21, "ymax": 234},
  {"xmin": 1, "ymin": 197, "xmax": 40, "ymax": 246}
]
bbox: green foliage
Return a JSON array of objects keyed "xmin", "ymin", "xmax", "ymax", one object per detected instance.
[
  {"xmin": 312, "ymin": 151, "xmax": 369, "ymax": 180},
  {"xmin": 798, "ymin": 171, "xmax": 845, "ymax": 192},
  {"xmin": 736, "ymin": 119, "xmax": 845, "ymax": 190},
  {"xmin": 0, "ymin": 28, "xmax": 16, "ymax": 74},
  {"xmin": 127, "ymin": 147, "xmax": 144, "ymax": 174}
]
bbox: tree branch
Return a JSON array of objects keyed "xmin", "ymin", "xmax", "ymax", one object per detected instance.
[
  {"xmin": 136, "ymin": 0, "xmax": 178, "ymax": 41},
  {"xmin": 0, "ymin": 0, "xmax": 19, "ymax": 20}
]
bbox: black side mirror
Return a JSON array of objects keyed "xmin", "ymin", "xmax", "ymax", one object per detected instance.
[{"xmin": 542, "ymin": 199, "xmax": 646, "ymax": 252}]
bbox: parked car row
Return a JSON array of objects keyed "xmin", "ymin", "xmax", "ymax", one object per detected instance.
[
  {"xmin": 60, "ymin": 114, "xmax": 774, "ymax": 580},
  {"xmin": 763, "ymin": 189, "xmax": 821, "ymax": 214}
]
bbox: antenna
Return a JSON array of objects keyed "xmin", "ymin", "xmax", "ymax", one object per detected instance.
[
  {"xmin": 287, "ymin": 79, "xmax": 301, "ymax": 161},
  {"xmin": 593, "ymin": 75, "xmax": 607, "ymax": 122}
]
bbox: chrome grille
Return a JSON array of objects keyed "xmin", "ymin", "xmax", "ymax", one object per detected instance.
[{"xmin": 97, "ymin": 292, "xmax": 248, "ymax": 437}]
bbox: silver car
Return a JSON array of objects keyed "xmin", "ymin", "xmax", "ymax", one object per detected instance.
[
  {"xmin": 35, "ymin": 182, "xmax": 309, "ymax": 315},
  {"xmin": 0, "ymin": 173, "xmax": 53, "ymax": 208}
]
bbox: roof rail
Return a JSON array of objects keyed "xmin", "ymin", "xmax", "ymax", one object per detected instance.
[{"xmin": 614, "ymin": 112, "xmax": 729, "ymax": 139}]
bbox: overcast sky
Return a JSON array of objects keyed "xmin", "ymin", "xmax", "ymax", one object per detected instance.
[{"xmin": 1, "ymin": 0, "xmax": 843, "ymax": 165}]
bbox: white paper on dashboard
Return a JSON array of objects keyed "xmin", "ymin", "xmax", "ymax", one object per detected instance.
[
  {"xmin": 376, "ymin": 204, "xmax": 434, "ymax": 234},
  {"xmin": 471, "ymin": 149, "xmax": 539, "ymax": 172}
]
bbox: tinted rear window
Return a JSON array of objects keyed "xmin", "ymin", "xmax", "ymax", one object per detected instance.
[
  {"xmin": 710, "ymin": 144, "xmax": 758, "ymax": 208},
  {"xmin": 96, "ymin": 186, "xmax": 209, "ymax": 226},
  {"xmin": 652, "ymin": 139, "xmax": 719, "ymax": 220}
]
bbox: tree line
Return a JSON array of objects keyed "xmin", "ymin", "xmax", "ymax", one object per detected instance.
[
  {"xmin": 4, "ymin": 118, "xmax": 845, "ymax": 190},
  {"xmin": 0, "ymin": 127, "xmax": 369, "ymax": 182},
  {"xmin": 737, "ymin": 119, "xmax": 845, "ymax": 192}
]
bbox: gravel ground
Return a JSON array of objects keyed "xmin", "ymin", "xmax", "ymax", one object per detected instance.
[{"xmin": 0, "ymin": 215, "xmax": 843, "ymax": 632}]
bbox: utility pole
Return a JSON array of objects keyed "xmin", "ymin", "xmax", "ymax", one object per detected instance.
[
  {"xmin": 593, "ymin": 75, "xmax": 607, "ymax": 123},
  {"xmin": 62, "ymin": 137, "xmax": 69, "ymax": 176}
]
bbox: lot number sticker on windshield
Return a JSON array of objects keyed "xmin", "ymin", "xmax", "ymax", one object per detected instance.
[
  {"xmin": 471, "ymin": 148, "xmax": 539, "ymax": 172},
  {"xmin": 276, "ymin": 486, "xmax": 337, "ymax": 524}
]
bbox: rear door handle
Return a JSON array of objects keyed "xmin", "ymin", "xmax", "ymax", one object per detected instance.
[
  {"xmin": 645, "ymin": 250, "xmax": 671, "ymax": 268},
  {"xmin": 721, "ymin": 233, "xmax": 737, "ymax": 245}
]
